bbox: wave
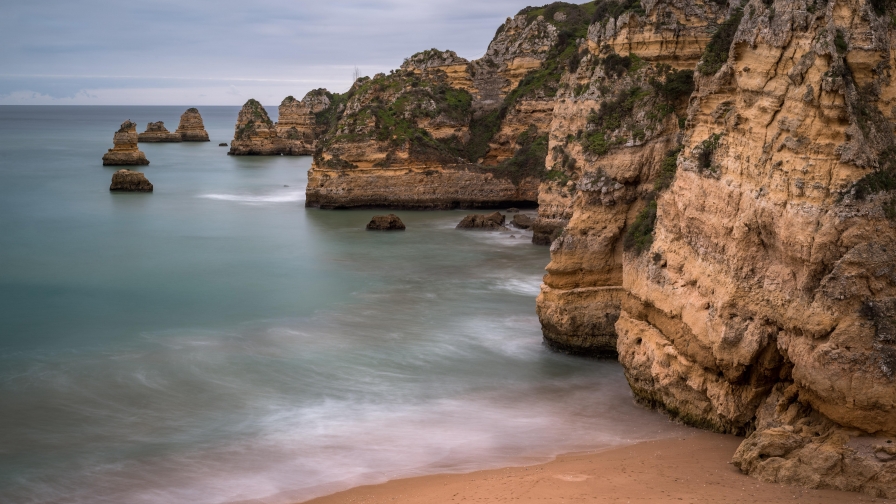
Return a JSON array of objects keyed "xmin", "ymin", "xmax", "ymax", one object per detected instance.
[{"xmin": 198, "ymin": 191, "xmax": 305, "ymax": 204}]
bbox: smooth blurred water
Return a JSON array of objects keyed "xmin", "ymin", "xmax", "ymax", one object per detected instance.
[{"xmin": 0, "ymin": 106, "xmax": 685, "ymax": 504}]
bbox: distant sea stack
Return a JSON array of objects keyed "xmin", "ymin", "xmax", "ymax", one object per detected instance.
[
  {"xmin": 175, "ymin": 108, "xmax": 210, "ymax": 142},
  {"xmin": 137, "ymin": 121, "xmax": 181, "ymax": 142},
  {"xmin": 109, "ymin": 169, "xmax": 152, "ymax": 192},
  {"xmin": 102, "ymin": 120, "xmax": 149, "ymax": 166},
  {"xmin": 229, "ymin": 91, "xmax": 332, "ymax": 156}
]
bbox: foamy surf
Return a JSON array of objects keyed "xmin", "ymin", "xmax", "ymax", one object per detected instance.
[{"xmin": 198, "ymin": 191, "xmax": 305, "ymax": 204}]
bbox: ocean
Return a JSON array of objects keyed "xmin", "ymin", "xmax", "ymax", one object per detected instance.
[{"xmin": 0, "ymin": 105, "xmax": 684, "ymax": 503}]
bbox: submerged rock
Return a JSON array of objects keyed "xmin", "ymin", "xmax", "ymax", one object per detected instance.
[
  {"xmin": 175, "ymin": 108, "xmax": 210, "ymax": 142},
  {"xmin": 110, "ymin": 169, "xmax": 153, "ymax": 192},
  {"xmin": 219, "ymin": 143, "xmax": 228, "ymax": 147},
  {"xmin": 102, "ymin": 121, "xmax": 149, "ymax": 166},
  {"xmin": 511, "ymin": 214, "xmax": 532, "ymax": 229},
  {"xmin": 137, "ymin": 121, "xmax": 181, "ymax": 142},
  {"xmin": 456, "ymin": 211, "xmax": 505, "ymax": 229},
  {"xmin": 366, "ymin": 214, "xmax": 406, "ymax": 231}
]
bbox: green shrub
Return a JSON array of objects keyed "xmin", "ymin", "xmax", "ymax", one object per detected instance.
[
  {"xmin": 654, "ymin": 146, "xmax": 682, "ymax": 191},
  {"xmin": 853, "ymin": 147, "xmax": 896, "ymax": 199},
  {"xmin": 698, "ymin": 7, "xmax": 744, "ymax": 75},
  {"xmin": 624, "ymin": 200, "xmax": 658, "ymax": 254},
  {"xmin": 592, "ymin": 0, "xmax": 645, "ymax": 24},
  {"xmin": 651, "ymin": 69, "xmax": 695, "ymax": 102},
  {"xmin": 834, "ymin": 30, "xmax": 848, "ymax": 54},
  {"xmin": 603, "ymin": 53, "xmax": 632, "ymax": 78},
  {"xmin": 698, "ymin": 133, "xmax": 722, "ymax": 171}
]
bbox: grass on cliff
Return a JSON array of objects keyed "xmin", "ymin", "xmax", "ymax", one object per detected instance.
[
  {"xmin": 624, "ymin": 200, "xmax": 657, "ymax": 254},
  {"xmin": 698, "ymin": 7, "xmax": 745, "ymax": 76}
]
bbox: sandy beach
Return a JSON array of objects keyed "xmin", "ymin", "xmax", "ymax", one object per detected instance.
[{"xmin": 304, "ymin": 432, "xmax": 893, "ymax": 503}]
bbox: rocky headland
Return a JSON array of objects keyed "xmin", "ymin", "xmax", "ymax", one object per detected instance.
[
  {"xmin": 297, "ymin": 0, "xmax": 896, "ymax": 497},
  {"xmin": 102, "ymin": 120, "xmax": 149, "ymax": 166},
  {"xmin": 175, "ymin": 108, "xmax": 210, "ymax": 142},
  {"xmin": 138, "ymin": 121, "xmax": 181, "ymax": 142}
]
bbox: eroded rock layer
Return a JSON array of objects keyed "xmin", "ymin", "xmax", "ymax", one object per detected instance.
[
  {"xmin": 175, "ymin": 108, "xmax": 210, "ymax": 142},
  {"xmin": 138, "ymin": 121, "xmax": 181, "ymax": 142},
  {"xmin": 102, "ymin": 120, "xmax": 149, "ymax": 166}
]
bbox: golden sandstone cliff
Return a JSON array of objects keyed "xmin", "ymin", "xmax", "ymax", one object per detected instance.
[
  {"xmin": 292, "ymin": 0, "xmax": 896, "ymax": 496},
  {"xmin": 175, "ymin": 108, "xmax": 209, "ymax": 142},
  {"xmin": 228, "ymin": 91, "xmax": 330, "ymax": 155},
  {"xmin": 137, "ymin": 121, "xmax": 181, "ymax": 142},
  {"xmin": 102, "ymin": 120, "xmax": 149, "ymax": 165}
]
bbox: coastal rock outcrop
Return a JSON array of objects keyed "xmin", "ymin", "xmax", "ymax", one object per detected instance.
[
  {"xmin": 109, "ymin": 169, "xmax": 152, "ymax": 192},
  {"xmin": 229, "ymin": 91, "xmax": 331, "ymax": 155},
  {"xmin": 456, "ymin": 211, "xmax": 506, "ymax": 229},
  {"xmin": 366, "ymin": 214, "xmax": 406, "ymax": 230},
  {"xmin": 511, "ymin": 213, "xmax": 532, "ymax": 229},
  {"xmin": 102, "ymin": 121, "xmax": 149, "ymax": 166},
  {"xmin": 138, "ymin": 121, "xmax": 181, "ymax": 142},
  {"xmin": 175, "ymin": 108, "xmax": 210, "ymax": 142}
]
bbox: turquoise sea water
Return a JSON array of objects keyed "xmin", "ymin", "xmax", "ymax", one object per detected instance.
[{"xmin": 0, "ymin": 106, "xmax": 683, "ymax": 503}]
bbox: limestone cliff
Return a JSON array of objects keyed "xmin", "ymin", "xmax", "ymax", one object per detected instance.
[
  {"xmin": 611, "ymin": 0, "xmax": 896, "ymax": 495},
  {"xmin": 138, "ymin": 121, "xmax": 181, "ymax": 142},
  {"xmin": 175, "ymin": 108, "xmax": 209, "ymax": 142},
  {"xmin": 102, "ymin": 120, "xmax": 149, "ymax": 166},
  {"xmin": 305, "ymin": 5, "xmax": 596, "ymax": 209},
  {"xmin": 229, "ymin": 91, "xmax": 331, "ymax": 155}
]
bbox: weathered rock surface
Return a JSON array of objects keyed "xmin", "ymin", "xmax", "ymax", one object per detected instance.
[
  {"xmin": 229, "ymin": 91, "xmax": 331, "ymax": 155},
  {"xmin": 175, "ymin": 108, "xmax": 210, "ymax": 142},
  {"xmin": 456, "ymin": 211, "xmax": 505, "ymax": 229},
  {"xmin": 109, "ymin": 169, "xmax": 152, "ymax": 192},
  {"xmin": 102, "ymin": 121, "xmax": 149, "ymax": 166},
  {"xmin": 366, "ymin": 214, "xmax": 406, "ymax": 230},
  {"xmin": 137, "ymin": 121, "xmax": 181, "ymax": 142},
  {"xmin": 511, "ymin": 213, "xmax": 533, "ymax": 229}
]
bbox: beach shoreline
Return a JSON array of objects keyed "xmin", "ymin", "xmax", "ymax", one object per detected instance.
[{"xmin": 298, "ymin": 432, "xmax": 892, "ymax": 504}]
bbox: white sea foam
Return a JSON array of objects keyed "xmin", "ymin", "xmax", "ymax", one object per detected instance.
[{"xmin": 198, "ymin": 191, "xmax": 305, "ymax": 204}]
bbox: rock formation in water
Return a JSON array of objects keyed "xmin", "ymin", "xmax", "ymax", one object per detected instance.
[
  {"xmin": 456, "ymin": 211, "xmax": 506, "ymax": 229},
  {"xmin": 511, "ymin": 213, "xmax": 533, "ymax": 229},
  {"xmin": 300, "ymin": 0, "xmax": 896, "ymax": 496},
  {"xmin": 138, "ymin": 121, "xmax": 181, "ymax": 142},
  {"xmin": 175, "ymin": 108, "xmax": 210, "ymax": 142},
  {"xmin": 229, "ymin": 91, "xmax": 331, "ymax": 155},
  {"xmin": 109, "ymin": 169, "xmax": 153, "ymax": 192},
  {"xmin": 102, "ymin": 120, "xmax": 149, "ymax": 166},
  {"xmin": 366, "ymin": 214, "xmax": 406, "ymax": 230},
  {"xmin": 304, "ymin": 7, "xmax": 586, "ymax": 210}
]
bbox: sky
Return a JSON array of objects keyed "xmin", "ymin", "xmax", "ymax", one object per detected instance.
[{"xmin": 0, "ymin": 0, "xmax": 545, "ymax": 105}]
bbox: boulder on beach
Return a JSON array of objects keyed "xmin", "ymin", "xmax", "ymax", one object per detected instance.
[
  {"xmin": 138, "ymin": 121, "xmax": 182, "ymax": 142},
  {"xmin": 102, "ymin": 120, "xmax": 150, "ymax": 166},
  {"xmin": 366, "ymin": 214, "xmax": 406, "ymax": 231},
  {"xmin": 175, "ymin": 108, "xmax": 210, "ymax": 142},
  {"xmin": 456, "ymin": 211, "xmax": 505, "ymax": 230},
  {"xmin": 511, "ymin": 214, "xmax": 533, "ymax": 229},
  {"xmin": 110, "ymin": 169, "xmax": 153, "ymax": 192}
]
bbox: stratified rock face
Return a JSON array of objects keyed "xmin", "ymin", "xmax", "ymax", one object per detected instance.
[
  {"xmin": 102, "ymin": 121, "xmax": 149, "ymax": 166},
  {"xmin": 536, "ymin": 0, "xmax": 724, "ymax": 356},
  {"xmin": 228, "ymin": 99, "xmax": 279, "ymax": 155},
  {"xmin": 175, "ymin": 108, "xmax": 210, "ymax": 142},
  {"xmin": 366, "ymin": 214, "xmax": 405, "ymax": 230},
  {"xmin": 109, "ymin": 169, "xmax": 152, "ymax": 192},
  {"xmin": 602, "ymin": 0, "xmax": 896, "ymax": 497},
  {"xmin": 138, "ymin": 121, "xmax": 181, "ymax": 142}
]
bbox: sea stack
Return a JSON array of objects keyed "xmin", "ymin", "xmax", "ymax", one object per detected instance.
[
  {"xmin": 275, "ymin": 95, "xmax": 322, "ymax": 155},
  {"xmin": 109, "ymin": 169, "xmax": 152, "ymax": 192},
  {"xmin": 456, "ymin": 212, "xmax": 505, "ymax": 230},
  {"xmin": 228, "ymin": 99, "xmax": 279, "ymax": 155},
  {"xmin": 174, "ymin": 108, "xmax": 210, "ymax": 142},
  {"xmin": 102, "ymin": 120, "xmax": 149, "ymax": 166},
  {"xmin": 137, "ymin": 121, "xmax": 181, "ymax": 142}
]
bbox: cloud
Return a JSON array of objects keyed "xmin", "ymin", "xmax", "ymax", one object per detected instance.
[{"xmin": 0, "ymin": 0, "xmax": 537, "ymax": 104}]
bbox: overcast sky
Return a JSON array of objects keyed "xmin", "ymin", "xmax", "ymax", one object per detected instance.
[{"xmin": 0, "ymin": 0, "xmax": 545, "ymax": 105}]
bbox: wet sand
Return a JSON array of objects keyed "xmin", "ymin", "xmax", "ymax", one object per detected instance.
[{"xmin": 303, "ymin": 432, "xmax": 892, "ymax": 503}]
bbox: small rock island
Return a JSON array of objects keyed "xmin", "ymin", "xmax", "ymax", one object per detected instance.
[
  {"xmin": 102, "ymin": 120, "xmax": 149, "ymax": 166},
  {"xmin": 138, "ymin": 121, "xmax": 181, "ymax": 142},
  {"xmin": 109, "ymin": 169, "xmax": 153, "ymax": 192},
  {"xmin": 175, "ymin": 108, "xmax": 210, "ymax": 142},
  {"xmin": 366, "ymin": 214, "xmax": 405, "ymax": 231}
]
